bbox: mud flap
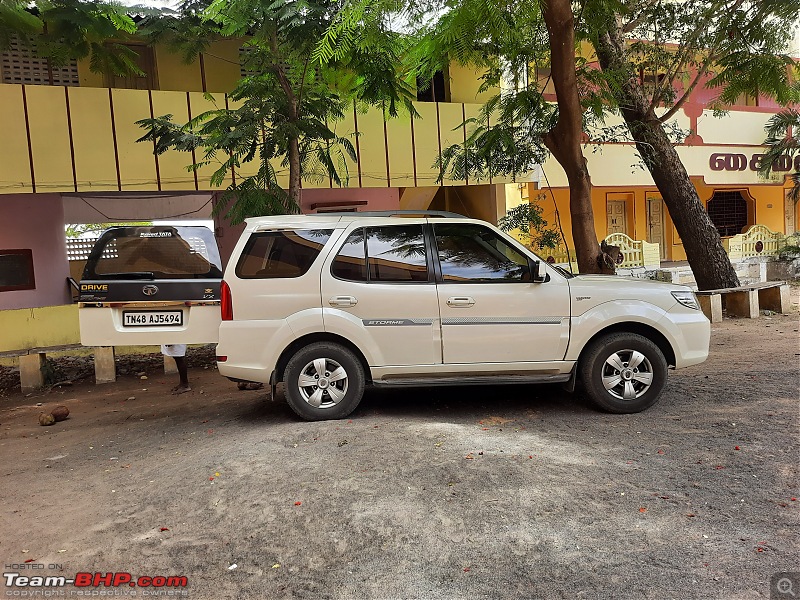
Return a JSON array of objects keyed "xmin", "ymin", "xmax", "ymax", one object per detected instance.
[{"xmin": 562, "ymin": 365, "xmax": 579, "ymax": 393}]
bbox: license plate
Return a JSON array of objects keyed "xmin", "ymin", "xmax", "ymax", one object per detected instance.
[{"xmin": 122, "ymin": 310, "xmax": 183, "ymax": 327}]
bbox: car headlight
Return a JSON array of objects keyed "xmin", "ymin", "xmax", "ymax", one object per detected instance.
[{"xmin": 671, "ymin": 290, "xmax": 700, "ymax": 310}]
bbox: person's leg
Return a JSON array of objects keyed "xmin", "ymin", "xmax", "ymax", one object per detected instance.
[{"xmin": 172, "ymin": 352, "xmax": 191, "ymax": 394}]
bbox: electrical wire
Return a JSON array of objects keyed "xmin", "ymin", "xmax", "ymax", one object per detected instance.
[
  {"xmin": 76, "ymin": 195, "xmax": 214, "ymax": 222},
  {"xmin": 540, "ymin": 164, "xmax": 574, "ymax": 275}
]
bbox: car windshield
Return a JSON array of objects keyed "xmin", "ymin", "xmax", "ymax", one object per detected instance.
[{"xmin": 82, "ymin": 226, "xmax": 223, "ymax": 280}]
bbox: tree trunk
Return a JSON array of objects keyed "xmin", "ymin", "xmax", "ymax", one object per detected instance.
[
  {"xmin": 594, "ymin": 18, "xmax": 740, "ymax": 290},
  {"xmin": 288, "ymin": 134, "xmax": 302, "ymax": 210},
  {"xmin": 541, "ymin": 0, "xmax": 607, "ymax": 274}
]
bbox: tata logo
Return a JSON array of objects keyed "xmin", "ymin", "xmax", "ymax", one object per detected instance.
[
  {"xmin": 142, "ymin": 285, "xmax": 159, "ymax": 296},
  {"xmin": 80, "ymin": 284, "xmax": 108, "ymax": 292}
]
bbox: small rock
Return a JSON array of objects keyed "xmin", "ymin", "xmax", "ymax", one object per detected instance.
[
  {"xmin": 140, "ymin": 376, "xmax": 148, "ymax": 380},
  {"xmin": 127, "ymin": 396, "xmax": 136, "ymax": 401},
  {"xmin": 51, "ymin": 406, "xmax": 70, "ymax": 422},
  {"xmin": 39, "ymin": 413, "xmax": 55, "ymax": 426}
]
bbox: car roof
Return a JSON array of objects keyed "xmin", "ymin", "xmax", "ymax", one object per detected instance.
[{"xmin": 245, "ymin": 210, "xmax": 475, "ymax": 230}]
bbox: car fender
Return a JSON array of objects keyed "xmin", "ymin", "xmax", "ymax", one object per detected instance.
[{"xmin": 565, "ymin": 300, "xmax": 676, "ymax": 361}]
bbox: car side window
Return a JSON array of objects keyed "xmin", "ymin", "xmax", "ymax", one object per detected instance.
[
  {"xmin": 434, "ymin": 223, "xmax": 530, "ymax": 282},
  {"xmin": 331, "ymin": 229, "xmax": 368, "ymax": 281},
  {"xmin": 331, "ymin": 225, "xmax": 429, "ymax": 283},
  {"xmin": 236, "ymin": 229, "xmax": 333, "ymax": 279},
  {"xmin": 367, "ymin": 225, "xmax": 428, "ymax": 282}
]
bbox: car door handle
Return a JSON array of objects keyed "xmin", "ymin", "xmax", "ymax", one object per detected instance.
[
  {"xmin": 446, "ymin": 296, "xmax": 475, "ymax": 308},
  {"xmin": 329, "ymin": 295, "xmax": 358, "ymax": 308}
]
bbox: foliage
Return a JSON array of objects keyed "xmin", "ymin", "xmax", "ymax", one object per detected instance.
[
  {"xmin": 776, "ymin": 233, "xmax": 800, "ymax": 261},
  {"xmin": 584, "ymin": 0, "xmax": 800, "ymax": 122},
  {"xmin": 497, "ymin": 197, "xmax": 560, "ymax": 250},
  {"xmin": 759, "ymin": 107, "xmax": 800, "ymax": 205},
  {"xmin": 137, "ymin": 0, "xmax": 416, "ymax": 224},
  {"xmin": 0, "ymin": 0, "xmax": 152, "ymax": 76}
]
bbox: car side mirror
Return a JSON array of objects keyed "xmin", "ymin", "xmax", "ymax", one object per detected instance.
[{"xmin": 530, "ymin": 259, "xmax": 548, "ymax": 283}]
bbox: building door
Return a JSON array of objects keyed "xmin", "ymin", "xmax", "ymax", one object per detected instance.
[
  {"xmin": 607, "ymin": 200, "xmax": 627, "ymax": 235},
  {"xmin": 786, "ymin": 191, "xmax": 796, "ymax": 235},
  {"xmin": 646, "ymin": 196, "xmax": 667, "ymax": 259}
]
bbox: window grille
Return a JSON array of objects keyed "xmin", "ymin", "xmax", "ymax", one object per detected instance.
[
  {"xmin": 707, "ymin": 190, "xmax": 749, "ymax": 237},
  {"xmin": 0, "ymin": 35, "xmax": 79, "ymax": 86}
]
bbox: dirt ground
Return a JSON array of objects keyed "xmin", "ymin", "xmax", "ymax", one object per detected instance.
[{"xmin": 1, "ymin": 290, "xmax": 798, "ymax": 600}]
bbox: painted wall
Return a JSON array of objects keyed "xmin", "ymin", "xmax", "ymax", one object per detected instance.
[
  {"xmin": 448, "ymin": 63, "xmax": 498, "ymax": 104},
  {"xmin": 62, "ymin": 193, "xmax": 215, "ymax": 223},
  {"xmin": 0, "ymin": 193, "xmax": 71, "ymax": 310},
  {"xmin": 299, "ymin": 187, "xmax": 400, "ymax": 213},
  {"xmin": 533, "ymin": 179, "xmax": 792, "ymax": 263},
  {"xmin": 0, "ymin": 304, "xmax": 79, "ymax": 352},
  {"xmin": 0, "ymin": 86, "xmax": 514, "ymax": 196}
]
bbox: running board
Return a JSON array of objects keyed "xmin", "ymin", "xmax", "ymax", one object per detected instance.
[{"xmin": 372, "ymin": 373, "xmax": 571, "ymax": 387}]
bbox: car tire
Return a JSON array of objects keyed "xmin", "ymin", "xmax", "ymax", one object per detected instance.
[
  {"xmin": 579, "ymin": 332, "xmax": 668, "ymax": 414},
  {"xmin": 283, "ymin": 342, "xmax": 365, "ymax": 421}
]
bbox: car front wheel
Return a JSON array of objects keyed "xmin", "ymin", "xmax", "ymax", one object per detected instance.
[
  {"xmin": 283, "ymin": 342, "xmax": 365, "ymax": 421},
  {"xmin": 579, "ymin": 332, "xmax": 668, "ymax": 413}
]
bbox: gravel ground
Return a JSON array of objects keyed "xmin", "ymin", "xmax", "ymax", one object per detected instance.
[{"xmin": 0, "ymin": 290, "xmax": 798, "ymax": 599}]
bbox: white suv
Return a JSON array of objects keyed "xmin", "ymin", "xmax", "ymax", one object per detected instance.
[{"xmin": 215, "ymin": 211, "xmax": 709, "ymax": 420}]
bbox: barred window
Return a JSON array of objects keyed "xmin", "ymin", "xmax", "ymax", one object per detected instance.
[
  {"xmin": 0, "ymin": 249, "xmax": 35, "ymax": 291},
  {"xmin": 707, "ymin": 190, "xmax": 749, "ymax": 237}
]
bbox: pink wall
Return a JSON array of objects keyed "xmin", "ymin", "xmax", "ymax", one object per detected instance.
[
  {"xmin": 299, "ymin": 188, "xmax": 400, "ymax": 213},
  {"xmin": 0, "ymin": 194, "xmax": 71, "ymax": 310}
]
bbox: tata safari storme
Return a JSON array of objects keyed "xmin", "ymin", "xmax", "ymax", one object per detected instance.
[
  {"xmin": 77, "ymin": 215, "xmax": 708, "ymax": 420},
  {"xmin": 211, "ymin": 211, "xmax": 709, "ymax": 420}
]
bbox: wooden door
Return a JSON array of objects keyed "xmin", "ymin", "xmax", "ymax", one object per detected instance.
[
  {"xmin": 606, "ymin": 200, "xmax": 627, "ymax": 235},
  {"xmin": 786, "ymin": 191, "xmax": 796, "ymax": 235},
  {"xmin": 647, "ymin": 196, "xmax": 667, "ymax": 259}
]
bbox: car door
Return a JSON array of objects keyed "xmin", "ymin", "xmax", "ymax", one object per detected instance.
[
  {"xmin": 320, "ymin": 221, "xmax": 442, "ymax": 367},
  {"xmin": 78, "ymin": 225, "xmax": 222, "ymax": 346},
  {"xmin": 432, "ymin": 221, "xmax": 571, "ymax": 364}
]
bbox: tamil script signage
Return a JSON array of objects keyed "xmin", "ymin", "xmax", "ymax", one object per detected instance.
[{"xmin": 710, "ymin": 153, "xmax": 799, "ymax": 173}]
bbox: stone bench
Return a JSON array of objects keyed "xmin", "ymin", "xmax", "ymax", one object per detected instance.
[{"xmin": 695, "ymin": 281, "xmax": 789, "ymax": 322}]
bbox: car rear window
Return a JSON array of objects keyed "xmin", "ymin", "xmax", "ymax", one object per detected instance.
[
  {"xmin": 236, "ymin": 229, "xmax": 333, "ymax": 279},
  {"xmin": 83, "ymin": 226, "xmax": 222, "ymax": 280}
]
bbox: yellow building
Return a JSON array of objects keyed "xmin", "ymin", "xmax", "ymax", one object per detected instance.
[{"xmin": 536, "ymin": 107, "xmax": 797, "ymax": 262}]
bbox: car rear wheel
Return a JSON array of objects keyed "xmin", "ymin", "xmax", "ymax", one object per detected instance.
[
  {"xmin": 580, "ymin": 332, "xmax": 668, "ymax": 414},
  {"xmin": 283, "ymin": 342, "xmax": 365, "ymax": 421}
]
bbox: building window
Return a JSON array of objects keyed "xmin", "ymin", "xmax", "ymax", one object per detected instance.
[
  {"xmin": 707, "ymin": 190, "xmax": 749, "ymax": 237},
  {"xmin": 0, "ymin": 34, "xmax": 79, "ymax": 86},
  {"xmin": 107, "ymin": 44, "xmax": 157, "ymax": 90},
  {"xmin": 0, "ymin": 249, "xmax": 35, "ymax": 292},
  {"xmin": 417, "ymin": 70, "xmax": 448, "ymax": 102}
]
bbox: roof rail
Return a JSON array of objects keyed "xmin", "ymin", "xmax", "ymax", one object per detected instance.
[{"xmin": 316, "ymin": 210, "xmax": 468, "ymax": 218}]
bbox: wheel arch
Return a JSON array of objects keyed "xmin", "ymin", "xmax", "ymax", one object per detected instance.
[
  {"xmin": 577, "ymin": 322, "xmax": 676, "ymax": 368},
  {"xmin": 273, "ymin": 333, "xmax": 373, "ymax": 384}
]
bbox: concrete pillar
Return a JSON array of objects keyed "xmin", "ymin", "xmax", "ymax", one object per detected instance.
[
  {"xmin": 698, "ymin": 294, "xmax": 722, "ymax": 323},
  {"xmin": 163, "ymin": 355, "xmax": 178, "ymax": 374},
  {"xmin": 19, "ymin": 353, "xmax": 45, "ymax": 392},
  {"xmin": 94, "ymin": 346, "xmax": 116, "ymax": 384},
  {"xmin": 758, "ymin": 284, "xmax": 790, "ymax": 314},
  {"xmin": 724, "ymin": 290, "xmax": 758, "ymax": 318}
]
